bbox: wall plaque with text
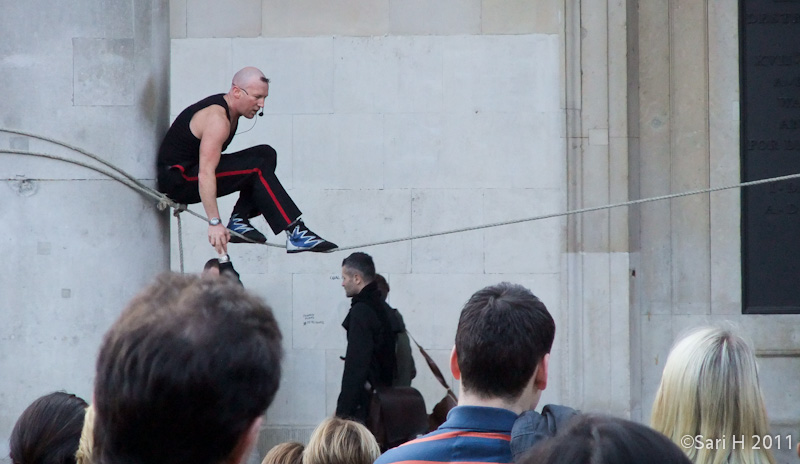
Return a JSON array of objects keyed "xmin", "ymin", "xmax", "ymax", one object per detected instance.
[{"xmin": 741, "ymin": 0, "xmax": 800, "ymax": 313}]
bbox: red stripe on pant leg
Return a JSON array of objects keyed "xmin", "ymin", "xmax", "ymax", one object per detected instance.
[
  {"xmin": 255, "ymin": 168, "xmax": 291, "ymax": 225},
  {"xmin": 172, "ymin": 164, "xmax": 194, "ymax": 180},
  {"xmin": 174, "ymin": 165, "xmax": 262, "ymax": 181},
  {"xmin": 173, "ymin": 166, "xmax": 292, "ymax": 225}
]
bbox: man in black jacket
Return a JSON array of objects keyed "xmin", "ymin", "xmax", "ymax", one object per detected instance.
[{"xmin": 335, "ymin": 252, "xmax": 397, "ymax": 422}]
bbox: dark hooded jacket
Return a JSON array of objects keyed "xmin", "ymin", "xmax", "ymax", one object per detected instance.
[{"xmin": 335, "ymin": 281, "xmax": 398, "ymax": 422}]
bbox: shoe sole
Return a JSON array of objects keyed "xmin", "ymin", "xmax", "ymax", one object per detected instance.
[{"xmin": 287, "ymin": 245, "xmax": 338, "ymax": 253}]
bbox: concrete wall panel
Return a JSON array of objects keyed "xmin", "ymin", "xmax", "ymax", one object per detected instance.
[
  {"xmin": 386, "ymin": 111, "xmax": 564, "ymax": 190},
  {"xmin": 170, "ymin": 39, "xmax": 233, "ymax": 111},
  {"xmin": 388, "ymin": 0, "xmax": 481, "ymax": 35},
  {"xmin": 0, "ymin": 178, "xmax": 169, "ymax": 452},
  {"xmin": 609, "ymin": 137, "xmax": 629, "ymax": 252},
  {"xmin": 187, "ymin": 0, "xmax": 262, "ymax": 38},
  {"xmin": 170, "ymin": 0, "xmax": 187, "ymax": 38},
  {"xmin": 410, "ymin": 189, "xmax": 485, "ymax": 274},
  {"xmin": 292, "ymin": 273, "xmax": 350, "ymax": 350},
  {"xmin": 389, "ymin": 274, "xmax": 490, "ymax": 350},
  {"xmin": 334, "ymin": 37, "xmax": 444, "ymax": 114},
  {"xmin": 580, "ymin": 143, "xmax": 610, "ymax": 252},
  {"xmin": 708, "ymin": 0, "xmax": 741, "ymax": 316},
  {"xmin": 0, "ymin": 0, "xmax": 133, "ymax": 49},
  {"xmin": 232, "ymin": 38, "xmax": 335, "ymax": 115},
  {"xmin": 636, "ymin": 0, "xmax": 672, "ymax": 316},
  {"xmin": 383, "ymin": 113, "xmax": 445, "ymax": 189},
  {"xmin": 669, "ymin": 0, "xmax": 710, "ymax": 315},
  {"xmin": 483, "ymin": 189, "xmax": 565, "ymax": 274},
  {"xmin": 580, "ymin": 253, "xmax": 611, "ymax": 412},
  {"xmin": 324, "ymin": 349, "xmax": 347, "ymax": 416},
  {"xmin": 266, "ymin": 349, "xmax": 328, "ymax": 425},
  {"xmin": 73, "ymin": 38, "xmax": 136, "ymax": 107},
  {"xmin": 580, "ymin": 0, "xmax": 608, "ymax": 139},
  {"xmin": 2, "ymin": 61, "xmax": 164, "ymax": 181},
  {"xmin": 443, "ymin": 35, "xmax": 560, "ymax": 113},
  {"xmin": 758, "ymin": 356, "xmax": 800, "ymax": 424},
  {"xmin": 292, "ymin": 114, "xmax": 384, "ymax": 190},
  {"xmin": 261, "ymin": 0, "xmax": 390, "ymax": 37},
  {"xmin": 637, "ymin": 314, "xmax": 676, "ymax": 423},
  {"xmin": 439, "ymin": 112, "xmax": 562, "ymax": 189},
  {"xmin": 482, "ymin": 0, "xmax": 562, "ymax": 35},
  {"xmin": 608, "ymin": 252, "xmax": 632, "ymax": 415},
  {"xmin": 245, "ymin": 271, "xmax": 294, "ymax": 337}
]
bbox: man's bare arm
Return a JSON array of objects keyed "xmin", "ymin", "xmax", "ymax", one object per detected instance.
[{"xmin": 195, "ymin": 107, "xmax": 231, "ymax": 254}]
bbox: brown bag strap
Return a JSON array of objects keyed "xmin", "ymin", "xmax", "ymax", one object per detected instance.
[{"xmin": 406, "ymin": 331, "xmax": 458, "ymax": 403}]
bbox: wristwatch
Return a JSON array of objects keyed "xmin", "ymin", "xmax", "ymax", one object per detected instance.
[{"xmin": 209, "ymin": 217, "xmax": 221, "ymax": 226}]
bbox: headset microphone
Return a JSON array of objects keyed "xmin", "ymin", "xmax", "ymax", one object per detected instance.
[{"xmin": 258, "ymin": 109, "xmax": 264, "ymax": 117}]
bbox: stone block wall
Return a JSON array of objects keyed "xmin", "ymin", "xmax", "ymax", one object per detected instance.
[{"xmin": 168, "ymin": 1, "xmax": 566, "ymax": 455}]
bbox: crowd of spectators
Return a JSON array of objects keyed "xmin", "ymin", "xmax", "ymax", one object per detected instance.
[{"xmin": 6, "ymin": 267, "xmax": 788, "ymax": 464}]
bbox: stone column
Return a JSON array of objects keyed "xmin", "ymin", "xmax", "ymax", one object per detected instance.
[
  {"xmin": 0, "ymin": 1, "xmax": 170, "ymax": 456},
  {"xmin": 564, "ymin": 0, "xmax": 633, "ymax": 416}
]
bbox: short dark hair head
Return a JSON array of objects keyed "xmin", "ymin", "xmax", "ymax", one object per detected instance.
[
  {"xmin": 374, "ymin": 274, "xmax": 390, "ymax": 300},
  {"xmin": 341, "ymin": 252, "xmax": 376, "ymax": 282},
  {"xmin": 9, "ymin": 391, "xmax": 88, "ymax": 464},
  {"xmin": 203, "ymin": 258, "xmax": 220, "ymax": 271},
  {"xmin": 519, "ymin": 414, "xmax": 692, "ymax": 464},
  {"xmin": 94, "ymin": 273, "xmax": 283, "ymax": 464},
  {"xmin": 455, "ymin": 282, "xmax": 555, "ymax": 399}
]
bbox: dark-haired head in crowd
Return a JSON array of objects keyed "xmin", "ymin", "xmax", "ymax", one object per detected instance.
[
  {"xmin": 9, "ymin": 391, "xmax": 88, "ymax": 464},
  {"xmin": 518, "ymin": 414, "xmax": 692, "ymax": 464},
  {"xmin": 202, "ymin": 256, "xmax": 242, "ymax": 285},
  {"xmin": 375, "ymin": 282, "xmax": 555, "ymax": 464},
  {"xmin": 374, "ymin": 273, "xmax": 390, "ymax": 300},
  {"xmin": 93, "ymin": 273, "xmax": 283, "ymax": 464},
  {"xmin": 373, "ymin": 273, "xmax": 416, "ymax": 387}
]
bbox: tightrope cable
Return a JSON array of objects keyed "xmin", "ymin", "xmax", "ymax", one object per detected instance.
[
  {"xmin": 335, "ymin": 172, "xmax": 800, "ymax": 251},
  {"xmin": 4, "ymin": 128, "xmax": 800, "ymax": 254},
  {"xmin": 1, "ymin": 128, "xmax": 153, "ymax": 193}
]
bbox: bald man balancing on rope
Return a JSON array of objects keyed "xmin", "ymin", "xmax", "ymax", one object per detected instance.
[{"xmin": 157, "ymin": 67, "xmax": 337, "ymax": 254}]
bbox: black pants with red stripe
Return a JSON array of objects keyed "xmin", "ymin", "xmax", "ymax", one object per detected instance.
[{"xmin": 158, "ymin": 145, "xmax": 301, "ymax": 234}]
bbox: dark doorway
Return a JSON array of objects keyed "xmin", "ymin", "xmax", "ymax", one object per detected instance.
[{"xmin": 740, "ymin": 0, "xmax": 800, "ymax": 313}]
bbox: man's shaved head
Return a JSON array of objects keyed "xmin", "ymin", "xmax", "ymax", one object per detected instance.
[{"xmin": 232, "ymin": 67, "xmax": 269, "ymax": 88}]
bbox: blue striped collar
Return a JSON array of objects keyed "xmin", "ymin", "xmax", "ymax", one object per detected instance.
[{"xmin": 439, "ymin": 406, "xmax": 518, "ymax": 433}]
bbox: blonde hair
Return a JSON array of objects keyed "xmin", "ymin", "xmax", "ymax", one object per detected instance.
[
  {"xmin": 651, "ymin": 327, "xmax": 775, "ymax": 464},
  {"xmin": 262, "ymin": 442, "xmax": 304, "ymax": 464},
  {"xmin": 302, "ymin": 417, "xmax": 380, "ymax": 464},
  {"xmin": 75, "ymin": 404, "xmax": 95, "ymax": 464}
]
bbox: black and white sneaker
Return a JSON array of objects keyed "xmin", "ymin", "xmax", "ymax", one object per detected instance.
[
  {"xmin": 286, "ymin": 220, "xmax": 338, "ymax": 253},
  {"xmin": 227, "ymin": 214, "xmax": 267, "ymax": 244}
]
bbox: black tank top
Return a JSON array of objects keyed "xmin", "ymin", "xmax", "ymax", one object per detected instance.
[{"xmin": 157, "ymin": 94, "xmax": 235, "ymax": 169}]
